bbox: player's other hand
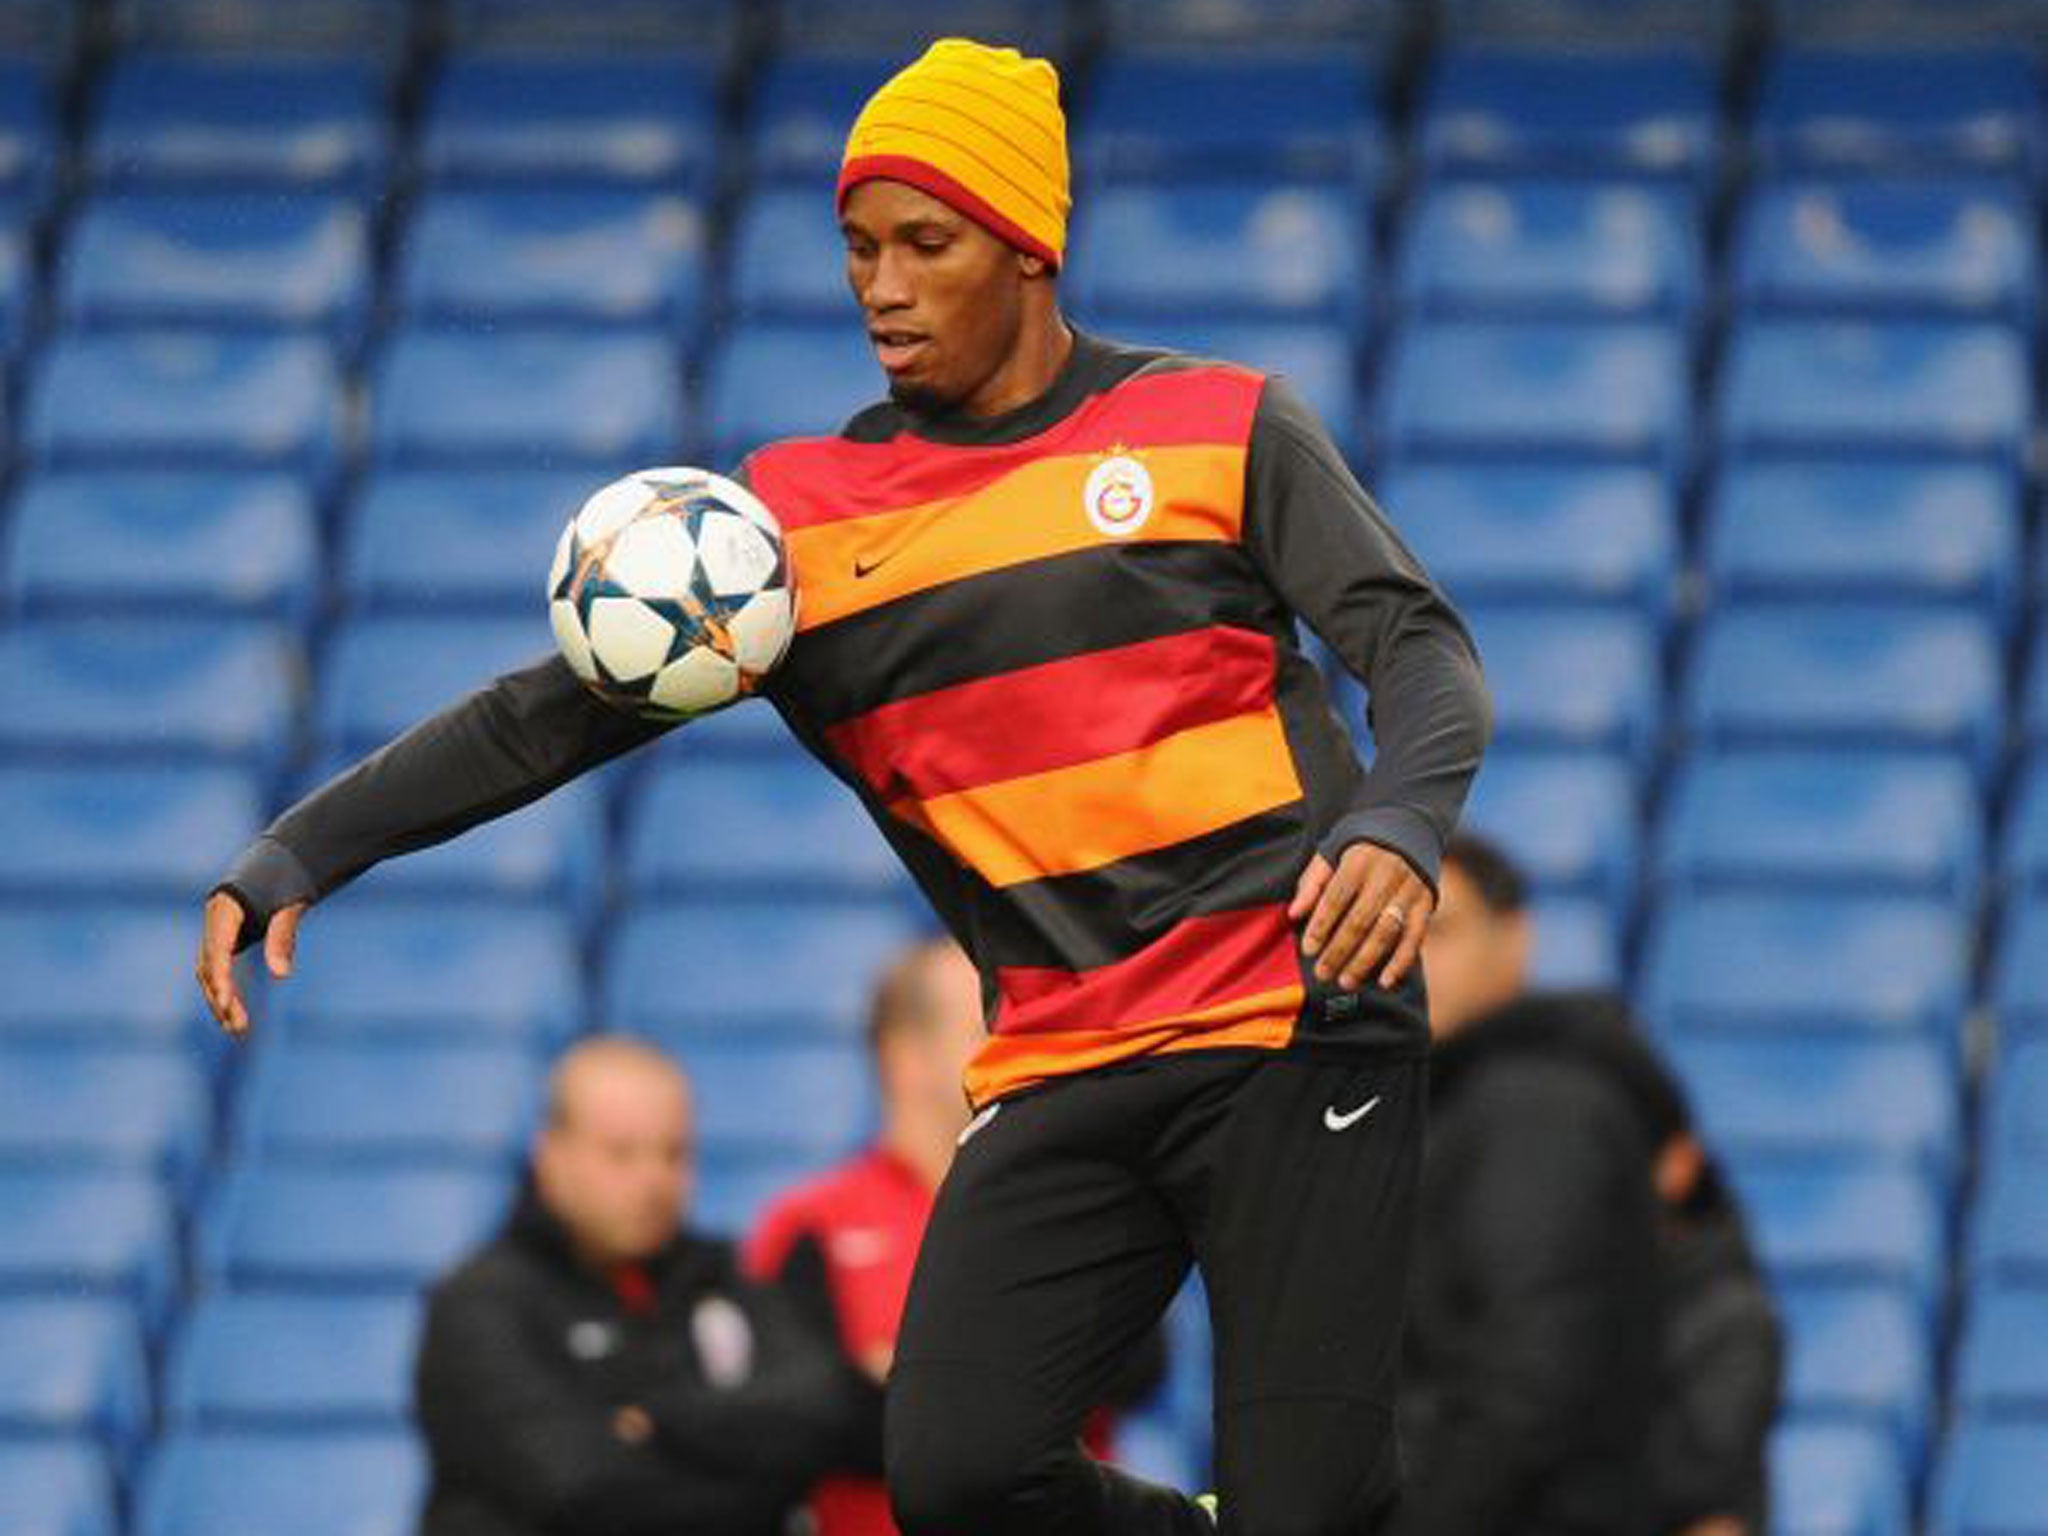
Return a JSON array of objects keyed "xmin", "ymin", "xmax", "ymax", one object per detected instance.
[
  {"xmin": 195, "ymin": 892, "xmax": 305, "ymax": 1039},
  {"xmin": 1289, "ymin": 843, "xmax": 1434, "ymax": 992}
]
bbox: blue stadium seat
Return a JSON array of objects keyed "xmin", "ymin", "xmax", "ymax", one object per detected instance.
[
  {"xmin": 1771, "ymin": 1421, "xmax": 1910, "ymax": 1536},
  {"xmin": 6, "ymin": 470, "xmax": 320, "ymax": 621},
  {"xmin": 0, "ymin": 1173, "xmax": 177, "ymax": 1335},
  {"xmin": 727, "ymin": 186, "xmax": 851, "ymax": 319},
  {"xmin": 236, "ymin": 1039, "xmax": 539, "ymax": 1166},
  {"xmin": 0, "ymin": 1442, "xmax": 116, "ymax": 1536},
  {"xmin": 1984, "ymin": 1043, "xmax": 2048, "ymax": 1166},
  {"xmin": 1657, "ymin": 751, "xmax": 1982, "ymax": 905},
  {"xmin": 372, "ymin": 328, "xmax": 681, "ymax": 465},
  {"xmin": 421, "ymin": 56, "xmax": 716, "ymax": 188},
  {"xmin": 26, "ymin": 332, "xmax": 342, "ymax": 473},
  {"xmin": 0, "ymin": 766, "xmax": 262, "ymax": 901},
  {"xmin": 1420, "ymin": 46, "xmax": 1718, "ymax": 179},
  {"xmin": 343, "ymin": 467, "xmax": 586, "ymax": 613},
  {"xmin": 1955, "ymin": 1288, "xmax": 2048, "ymax": 1416},
  {"xmin": 1994, "ymin": 900, "xmax": 2048, "ymax": 1040},
  {"xmin": 113, "ymin": 0, "xmax": 411, "ymax": 59},
  {"xmin": 1971, "ymin": 1165, "xmax": 2048, "ymax": 1285},
  {"xmin": 1070, "ymin": 182, "xmax": 1368, "ymax": 325},
  {"xmin": 138, "ymin": 1432, "xmax": 425, "ymax": 1536},
  {"xmin": 1755, "ymin": 47, "xmax": 2042, "ymax": 174},
  {"xmin": 1081, "ymin": 56, "xmax": 1377, "ymax": 182},
  {"xmin": 2031, "ymin": 634, "xmax": 2048, "ymax": 757},
  {"xmin": 627, "ymin": 758, "xmax": 905, "ymax": 899},
  {"xmin": 0, "ymin": 1047, "xmax": 210, "ymax": 1190},
  {"xmin": 1459, "ymin": 750, "xmax": 1637, "ymax": 911},
  {"xmin": 0, "ymin": 618, "xmax": 298, "ymax": 765},
  {"xmin": 1733, "ymin": 1163, "xmax": 1943, "ymax": 1299},
  {"xmin": 1666, "ymin": 1036, "xmax": 1958, "ymax": 1176},
  {"xmin": 1399, "ymin": 181, "xmax": 1702, "ymax": 317},
  {"xmin": 1386, "ymin": 463, "xmax": 1676, "ymax": 615},
  {"xmin": 749, "ymin": 55, "xmax": 880, "ymax": 183},
  {"xmin": 277, "ymin": 901, "xmax": 581, "ymax": 1044},
  {"xmin": 0, "ymin": 907, "xmax": 210, "ymax": 1046},
  {"xmin": 1449, "ymin": 607, "xmax": 1660, "ymax": 766},
  {"xmin": 0, "ymin": 1299, "xmax": 149, "ymax": 1455},
  {"xmin": 1716, "ymin": 319, "xmax": 2030, "ymax": 460},
  {"xmin": 776, "ymin": 0, "xmax": 1059, "ymax": 57},
  {"xmin": 1640, "ymin": 893, "xmax": 1968, "ymax": 1037},
  {"xmin": 1378, "ymin": 320, "xmax": 1688, "ymax": 463},
  {"xmin": 447, "ymin": 0, "xmax": 738, "ymax": 58},
  {"xmin": 1116, "ymin": 320, "xmax": 1360, "ymax": 453},
  {"xmin": 672, "ymin": 1038, "xmax": 875, "ymax": 1162},
  {"xmin": 706, "ymin": 322, "xmax": 879, "ymax": 463},
  {"xmin": 1115, "ymin": 1410, "xmax": 1200, "ymax": 1498},
  {"xmin": 1101, "ymin": 0, "xmax": 1393, "ymax": 52},
  {"xmin": 1780, "ymin": 1285, "xmax": 1934, "ymax": 1456},
  {"xmin": 605, "ymin": 901, "xmax": 924, "ymax": 1040},
  {"xmin": 1685, "ymin": 605, "xmax": 2002, "ymax": 782},
  {"xmin": 59, "ymin": 192, "xmax": 371, "ymax": 334},
  {"xmin": 166, "ymin": 1293, "xmax": 420, "ymax": 1427},
  {"xmin": 1734, "ymin": 180, "xmax": 2033, "ymax": 319},
  {"xmin": 1930, "ymin": 1419, "xmax": 2048, "ymax": 1536},
  {"xmin": 2006, "ymin": 763, "xmax": 2048, "ymax": 896},
  {"xmin": 89, "ymin": 57, "xmax": 388, "ymax": 187},
  {"xmin": 201, "ymin": 1166, "xmax": 506, "ymax": 1289},
  {"xmin": 317, "ymin": 615, "xmax": 547, "ymax": 753},
  {"xmin": 1704, "ymin": 461, "xmax": 2019, "ymax": 624},
  {"xmin": 1443, "ymin": 0, "xmax": 1736, "ymax": 46},
  {"xmin": 1529, "ymin": 896, "xmax": 1621, "ymax": 991},
  {"xmin": 398, "ymin": 188, "xmax": 706, "ymax": 326},
  {"xmin": 0, "ymin": 60, "xmax": 52, "ymax": 206}
]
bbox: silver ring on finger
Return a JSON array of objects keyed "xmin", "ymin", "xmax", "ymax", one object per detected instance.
[{"xmin": 1381, "ymin": 902, "xmax": 1408, "ymax": 929}]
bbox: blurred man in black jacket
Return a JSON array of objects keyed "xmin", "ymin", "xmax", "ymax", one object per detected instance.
[
  {"xmin": 1403, "ymin": 835, "xmax": 1779, "ymax": 1536},
  {"xmin": 414, "ymin": 1037, "xmax": 864, "ymax": 1536}
]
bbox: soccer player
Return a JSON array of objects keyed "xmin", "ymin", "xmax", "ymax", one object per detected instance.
[{"xmin": 197, "ymin": 39, "xmax": 1490, "ymax": 1536}]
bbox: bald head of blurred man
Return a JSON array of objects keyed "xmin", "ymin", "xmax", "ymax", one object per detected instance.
[
  {"xmin": 533, "ymin": 1037, "xmax": 696, "ymax": 1270},
  {"xmin": 870, "ymin": 938, "xmax": 987, "ymax": 1191}
]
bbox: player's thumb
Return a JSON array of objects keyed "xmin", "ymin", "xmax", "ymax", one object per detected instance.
[{"xmin": 265, "ymin": 906, "xmax": 302, "ymax": 980}]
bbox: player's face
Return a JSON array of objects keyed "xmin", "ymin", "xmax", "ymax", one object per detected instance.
[
  {"xmin": 536, "ymin": 1065, "xmax": 695, "ymax": 1266},
  {"xmin": 1419, "ymin": 863, "xmax": 1533, "ymax": 1040},
  {"xmin": 842, "ymin": 179, "xmax": 1034, "ymax": 417}
]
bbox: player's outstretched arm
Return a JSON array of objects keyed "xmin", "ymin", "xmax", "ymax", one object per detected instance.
[{"xmin": 195, "ymin": 654, "xmax": 672, "ymax": 1037}]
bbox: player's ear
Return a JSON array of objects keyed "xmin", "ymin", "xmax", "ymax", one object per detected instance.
[{"xmin": 1017, "ymin": 250, "xmax": 1051, "ymax": 279}]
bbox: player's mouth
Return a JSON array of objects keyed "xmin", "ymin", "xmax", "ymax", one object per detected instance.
[{"xmin": 871, "ymin": 329, "xmax": 930, "ymax": 374}]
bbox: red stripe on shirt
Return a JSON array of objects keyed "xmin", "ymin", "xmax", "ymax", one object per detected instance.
[
  {"xmin": 825, "ymin": 626, "xmax": 1278, "ymax": 803},
  {"xmin": 993, "ymin": 903, "xmax": 1303, "ymax": 1039}
]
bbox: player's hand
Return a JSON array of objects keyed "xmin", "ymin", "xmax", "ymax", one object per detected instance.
[
  {"xmin": 1289, "ymin": 843, "xmax": 1434, "ymax": 992},
  {"xmin": 195, "ymin": 892, "xmax": 304, "ymax": 1040}
]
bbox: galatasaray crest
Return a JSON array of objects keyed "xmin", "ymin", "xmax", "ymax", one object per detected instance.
[{"xmin": 1083, "ymin": 450, "xmax": 1155, "ymax": 539}]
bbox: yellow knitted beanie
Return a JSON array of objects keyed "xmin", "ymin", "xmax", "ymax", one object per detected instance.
[{"xmin": 837, "ymin": 38, "xmax": 1071, "ymax": 269}]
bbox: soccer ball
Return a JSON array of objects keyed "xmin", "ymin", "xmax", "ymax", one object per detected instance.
[{"xmin": 548, "ymin": 467, "xmax": 797, "ymax": 721}]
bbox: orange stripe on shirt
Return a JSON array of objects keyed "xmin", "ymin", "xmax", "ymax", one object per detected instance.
[
  {"xmin": 888, "ymin": 707, "xmax": 1302, "ymax": 888},
  {"xmin": 785, "ymin": 441, "xmax": 1247, "ymax": 632}
]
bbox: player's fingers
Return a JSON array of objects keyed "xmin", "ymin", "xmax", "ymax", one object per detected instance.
[
  {"xmin": 265, "ymin": 904, "xmax": 303, "ymax": 980},
  {"xmin": 1301, "ymin": 855, "xmax": 1363, "ymax": 959},
  {"xmin": 1288, "ymin": 855, "xmax": 1331, "ymax": 922},
  {"xmin": 1334, "ymin": 875, "xmax": 1408, "ymax": 989},
  {"xmin": 1317, "ymin": 866, "xmax": 1398, "ymax": 983},
  {"xmin": 195, "ymin": 901, "xmax": 238, "ymax": 1030},
  {"xmin": 1378, "ymin": 906, "xmax": 1430, "ymax": 989}
]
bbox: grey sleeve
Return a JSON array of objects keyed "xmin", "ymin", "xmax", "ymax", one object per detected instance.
[
  {"xmin": 213, "ymin": 653, "xmax": 673, "ymax": 952},
  {"xmin": 1241, "ymin": 376, "xmax": 1491, "ymax": 891}
]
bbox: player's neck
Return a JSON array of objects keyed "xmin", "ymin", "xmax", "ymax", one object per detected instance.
[
  {"xmin": 959, "ymin": 312, "xmax": 1075, "ymax": 420},
  {"xmin": 880, "ymin": 1114, "xmax": 955, "ymax": 1193}
]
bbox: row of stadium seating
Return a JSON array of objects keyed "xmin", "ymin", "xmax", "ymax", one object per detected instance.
[{"xmin": 4, "ymin": 2, "xmax": 2047, "ymax": 1533}]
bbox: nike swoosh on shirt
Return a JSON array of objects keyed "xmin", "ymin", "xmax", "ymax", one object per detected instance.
[{"xmin": 1323, "ymin": 1096, "xmax": 1382, "ymax": 1132}]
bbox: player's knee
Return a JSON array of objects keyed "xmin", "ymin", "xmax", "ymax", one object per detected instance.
[{"xmin": 886, "ymin": 1365, "xmax": 1052, "ymax": 1536}]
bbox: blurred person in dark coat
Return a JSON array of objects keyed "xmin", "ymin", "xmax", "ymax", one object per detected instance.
[
  {"xmin": 1401, "ymin": 834, "xmax": 1779, "ymax": 1536},
  {"xmin": 414, "ymin": 1036, "xmax": 866, "ymax": 1536}
]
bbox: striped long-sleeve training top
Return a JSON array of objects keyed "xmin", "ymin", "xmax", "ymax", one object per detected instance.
[{"xmin": 221, "ymin": 331, "xmax": 1491, "ymax": 1106}]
